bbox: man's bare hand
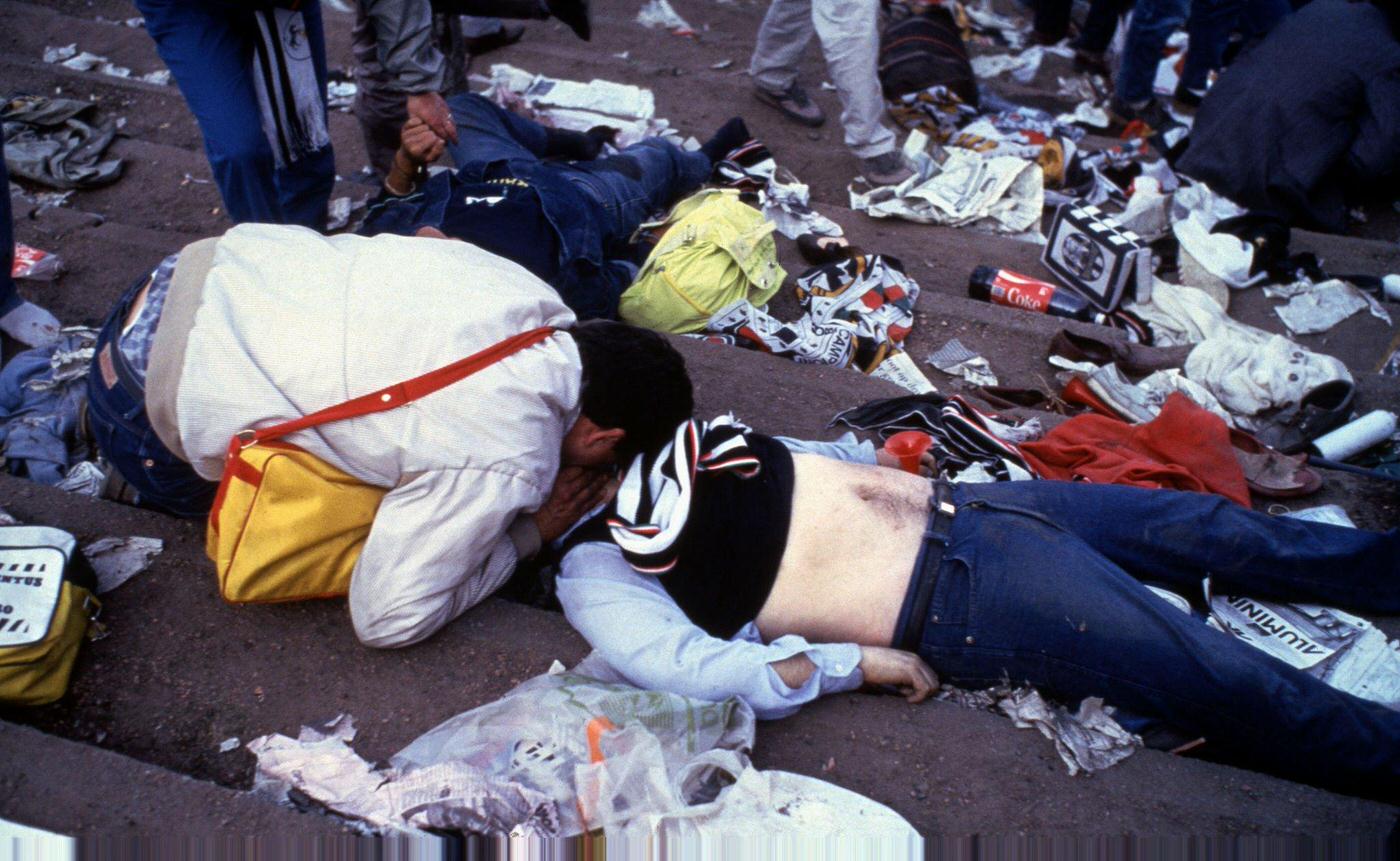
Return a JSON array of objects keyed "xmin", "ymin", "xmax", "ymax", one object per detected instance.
[
  {"xmin": 534, "ymin": 466, "xmax": 612, "ymax": 543},
  {"xmin": 406, "ymin": 91, "xmax": 457, "ymax": 144},
  {"xmin": 400, "ymin": 117, "xmax": 445, "ymax": 166},
  {"xmin": 858, "ymin": 646, "xmax": 939, "ymax": 703},
  {"xmin": 875, "ymin": 448, "xmax": 937, "ymax": 477}
]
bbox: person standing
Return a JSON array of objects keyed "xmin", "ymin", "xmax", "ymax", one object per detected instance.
[
  {"xmin": 748, "ymin": 0, "xmax": 912, "ymax": 186},
  {"xmin": 134, "ymin": 0, "xmax": 336, "ymax": 228},
  {"xmin": 0, "ymin": 158, "xmax": 61, "ymax": 347}
]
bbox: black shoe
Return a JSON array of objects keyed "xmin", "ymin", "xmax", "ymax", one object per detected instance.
[
  {"xmin": 1108, "ymin": 96, "xmax": 1170, "ymax": 132},
  {"xmin": 546, "ymin": 0, "xmax": 590, "ymax": 40},
  {"xmin": 1172, "ymin": 81, "xmax": 1205, "ymax": 109},
  {"xmin": 464, "ymin": 23, "xmax": 525, "ymax": 56}
]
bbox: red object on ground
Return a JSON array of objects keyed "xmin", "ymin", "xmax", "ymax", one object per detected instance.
[
  {"xmin": 1019, "ymin": 393, "xmax": 1251, "ymax": 506},
  {"xmin": 884, "ymin": 430, "xmax": 934, "ymax": 474}
]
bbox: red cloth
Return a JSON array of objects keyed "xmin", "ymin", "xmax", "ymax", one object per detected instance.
[{"xmin": 1019, "ymin": 393, "xmax": 1251, "ymax": 506}]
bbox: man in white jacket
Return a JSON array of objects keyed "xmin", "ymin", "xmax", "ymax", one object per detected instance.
[{"xmin": 84, "ymin": 224, "xmax": 694, "ymax": 648}]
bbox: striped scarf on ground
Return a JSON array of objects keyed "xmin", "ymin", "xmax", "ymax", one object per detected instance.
[{"xmin": 607, "ymin": 416, "xmax": 759, "ymax": 574}]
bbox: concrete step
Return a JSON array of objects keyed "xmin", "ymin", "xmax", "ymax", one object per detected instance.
[
  {"xmin": 0, "ymin": 334, "xmax": 1396, "ymax": 834},
  {"xmin": 0, "ymin": 721, "xmax": 348, "ymax": 835}
]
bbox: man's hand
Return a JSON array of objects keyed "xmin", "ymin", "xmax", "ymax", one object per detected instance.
[
  {"xmin": 858, "ymin": 646, "xmax": 939, "ymax": 703},
  {"xmin": 406, "ymin": 91, "xmax": 457, "ymax": 144},
  {"xmin": 875, "ymin": 448, "xmax": 937, "ymax": 477},
  {"xmin": 400, "ymin": 117, "xmax": 446, "ymax": 166},
  {"xmin": 533, "ymin": 466, "xmax": 612, "ymax": 543}
]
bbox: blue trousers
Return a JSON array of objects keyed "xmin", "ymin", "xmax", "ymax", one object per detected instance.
[
  {"xmin": 1115, "ymin": 0, "xmax": 1189, "ymax": 104},
  {"xmin": 1, "ymin": 158, "xmax": 19, "ymax": 318},
  {"xmin": 86, "ymin": 274, "xmax": 215, "ymax": 518},
  {"xmin": 134, "ymin": 0, "xmax": 335, "ymax": 227},
  {"xmin": 1178, "ymin": 0, "xmax": 1289, "ymax": 91},
  {"xmin": 915, "ymin": 480, "xmax": 1400, "ymax": 796}
]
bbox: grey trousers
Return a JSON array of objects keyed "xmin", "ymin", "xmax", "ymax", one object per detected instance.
[{"xmin": 748, "ymin": 0, "xmax": 896, "ymax": 159}]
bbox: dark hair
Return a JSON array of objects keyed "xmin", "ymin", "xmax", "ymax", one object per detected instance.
[{"xmin": 571, "ymin": 320, "xmax": 693, "ymax": 461}]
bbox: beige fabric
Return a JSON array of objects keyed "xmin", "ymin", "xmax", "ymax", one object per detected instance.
[{"xmin": 145, "ymin": 236, "xmax": 219, "ymax": 464}]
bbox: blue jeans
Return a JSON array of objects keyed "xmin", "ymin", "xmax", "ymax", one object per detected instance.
[
  {"xmin": 439, "ymin": 93, "xmax": 711, "ymax": 317},
  {"xmin": 134, "ymin": 0, "xmax": 335, "ymax": 227},
  {"xmin": 910, "ymin": 480, "xmax": 1400, "ymax": 796},
  {"xmin": 1, "ymin": 158, "xmax": 20, "ymax": 318},
  {"xmin": 1115, "ymin": 0, "xmax": 1189, "ymax": 104},
  {"xmin": 1178, "ymin": 0, "xmax": 1289, "ymax": 91},
  {"xmin": 86, "ymin": 276, "xmax": 216, "ymax": 518}
]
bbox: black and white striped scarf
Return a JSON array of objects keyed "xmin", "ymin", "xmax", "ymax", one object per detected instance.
[
  {"xmin": 251, "ymin": 5, "xmax": 331, "ymax": 169},
  {"xmin": 607, "ymin": 416, "xmax": 759, "ymax": 575}
]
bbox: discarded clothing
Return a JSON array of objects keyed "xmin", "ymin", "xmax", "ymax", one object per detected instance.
[
  {"xmin": 1019, "ymin": 392, "xmax": 1251, "ymax": 505},
  {"xmin": 850, "ymin": 138, "xmax": 1043, "ymax": 234},
  {"xmin": 0, "ymin": 329, "xmax": 97, "ymax": 486},
  {"xmin": 829, "ymin": 393, "xmax": 1038, "ymax": 481},
  {"xmin": 2, "ymin": 95, "xmax": 123, "ymax": 189}
]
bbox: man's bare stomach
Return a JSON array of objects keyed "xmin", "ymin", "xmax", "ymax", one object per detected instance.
[{"xmin": 754, "ymin": 454, "xmax": 931, "ymax": 647}]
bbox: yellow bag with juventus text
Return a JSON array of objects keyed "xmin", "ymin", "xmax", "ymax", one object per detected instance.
[{"xmin": 0, "ymin": 525, "xmax": 100, "ymax": 705}]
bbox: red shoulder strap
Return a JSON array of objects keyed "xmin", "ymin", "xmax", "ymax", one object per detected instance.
[{"xmin": 232, "ymin": 326, "xmax": 557, "ymax": 452}]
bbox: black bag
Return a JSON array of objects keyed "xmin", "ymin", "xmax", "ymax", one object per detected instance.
[{"xmin": 878, "ymin": 6, "xmax": 979, "ymax": 108}]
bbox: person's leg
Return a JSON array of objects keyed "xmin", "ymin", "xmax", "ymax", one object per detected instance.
[
  {"xmin": 1075, "ymin": 0, "xmax": 1131, "ymax": 53},
  {"xmin": 565, "ymin": 139, "xmax": 711, "ymax": 245},
  {"xmin": 810, "ymin": 0, "xmax": 896, "ymax": 159},
  {"xmin": 1178, "ymin": 0, "xmax": 1244, "ymax": 92},
  {"xmin": 272, "ymin": 0, "xmax": 336, "ymax": 228},
  {"xmin": 134, "ymin": 0, "xmax": 286, "ymax": 224},
  {"xmin": 749, "ymin": 0, "xmax": 816, "ymax": 93},
  {"xmin": 919, "ymin": 510, "xmax": 1400, "ymax": 796},
  {"xmin": 86, "ymin": 275, "xmax": 216, "ymax": 518},
  {"xmin": 952, "ymin": 481, "xmax": 1400, "ymax": 613},
  {"xmin": 1114, "ymin": 0, "xmax": 1190, "ymax": 106},
  {"xmin": 1034, "ymin": 0, "xmax": 1074, "ymax": 41},
  {"xmin": 444, "ymin": 92, "xmax": 551, "ymax": 166},
  {"xmin": 1238, "ymin": 0, "xmax": 1288, "ymax": 41}
]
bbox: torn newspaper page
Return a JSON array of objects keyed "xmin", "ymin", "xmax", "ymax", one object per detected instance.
[
  {"xmin": 82, "ymin": 536, "xmax": 163, "ymax": 594},
  {"xmin": 850, "ymin": 146, "xmax": 1043, "ymax": 234},
  {"xmin": 927, "ymin": 338, "xmax": 998, "ymax": 386},
  {"xmin": 485, "ymin": 64, "xmax": 672, "ymax": 148}
]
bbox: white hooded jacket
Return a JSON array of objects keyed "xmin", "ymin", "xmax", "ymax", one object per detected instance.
[{"xmin": 147, "ymin": 225, "xmax": 580, "ymax": 647}]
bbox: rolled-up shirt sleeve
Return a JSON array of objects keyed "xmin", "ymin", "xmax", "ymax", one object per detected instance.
[{"xmin": 557, "ymin": 542, "xmax": 863, "ymax": 720}]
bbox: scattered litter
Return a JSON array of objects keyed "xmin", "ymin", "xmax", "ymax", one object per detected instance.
[
  {"xmin": 612, "ymin": 50, "xmax": 631, "ymax": 60},
  {"xmin": 325, "ymin": 196, "xmax": 367, "ymax": 232},
  {"xmin": 81, "ymin": 536, "xmax": 163, "ymax": 594},
  {"xmin": 42, "ymin": 45, "xmax": 77, "ymax": 64},
  {"xmin": 1055, "ymin": 100, "xmax": 1109, "ymax": 129},
  {"xmin": 140, "ymin": 70, "xmax": 171, "ymax": 86},
  {"xmin": 850, "ymin": 132, "xmax": 1043, "ymax": 235},
  {"xmin": 219, "ymin": 737, "xmax": 242, "ymax": 753},
  {"xmin": 636, "ymin": 0, "xmax": 695, "ymax": 36},
  {"xmin": 820, "ymin": 81, "xmax": 837, "ymax": 91},
  {"xmin": 710, "ymin": 59, "xmax": 733, "ymax": 70},
  {"xmin": 998, "ymin": 689, "xmax": 1142, "ymax": 775},
  {"xmin": 2, "ymin": 94, "xmax": 124, "ymax": 189},
  {"xmin": 970, "ymin": 44, "xmax": 1071, "ymax": 84},
  {"xmin": 927, "ymin": 338, "xmax": 998, "ymax": 386},
  {"xmin": 0, "ymin": 508, "xmax": 16, "ymax": 526},
  {"xmin": 179, "ymin": 172, "xmax": 212, "ymax": 187},
  {"xmin": 326, "ymin": 74, "xmax": 357, "ymax": 111},
  {"xmin": 1269, "ymin": 279, "xmax": 1392, "ymax": 336},
  {"xmin": 11, "ymin": 244, "xmax": 66, "ymax": 282},
  {"xmin": 961, "ymin": 0, "xmax": 1029, "ymax": 48},
  {"xmin": 485, "ymin": 64, "xmax": 674, "ymax": 148},
  {"xmin": 55, "ymin": 461, "xmax": 106, "ymax": 496}
]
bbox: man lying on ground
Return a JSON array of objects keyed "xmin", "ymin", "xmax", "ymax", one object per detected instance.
[
  {"xmin": 556, "ymin": 419, "xmax": 1399, "ymax": 798},
  {"xmin": 85, "ymin": 225, "xmax": 689, "ymax": 647},
  {"xmin": 359, "ymin": 92, "xmax": 753, "ymax": 319}
]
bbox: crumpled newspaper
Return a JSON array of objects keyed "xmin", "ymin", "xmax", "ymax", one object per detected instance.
[
  {"xmin": 81, "ymin": 536, "xmax": 163, "ymax": 594},
  {"xmin": 1266, "ymin": 279, "xmax": 1392, "ymax": 335},
  {"xmin": 927, "ymin": 338, "xmax": 998, "ymax": 386},
  {"xmin": 937, "ymin": 684, "xmax": 1141, "ymax": 775},
  {"xmin": 961, "ymin": 0, "xmax": 1030, "ymax": 48},
  {"xmin": 56, "ymin": 461, "xmax": 106, "ymax": 496},
  {"xmin": 970, "ymin": 44, "xmax": 1072, "ymax": 84},
  {"xmin": 43, "ymin": 43, "xmax": 169, "ymax": 85},
  {"xmin": 22, "ymin": 327, "xmax": 98, "ymax": 392},
  {"xmin": 850, "ymin": 134, "xmax": 1043, "ymax": 234},
  {"xmin": 484, "ymin": 64, "xmax": 674, "ymax": 148}
]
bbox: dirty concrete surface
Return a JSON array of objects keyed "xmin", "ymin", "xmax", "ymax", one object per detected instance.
[{"xmin": 1, "ymin": 0, "xmax": 1398, "ymax": 839}]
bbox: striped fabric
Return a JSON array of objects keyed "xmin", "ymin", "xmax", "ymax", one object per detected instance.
[
  {"xmin": 830, "ymin": 393, "xmax": 1037, "ymax": 481},
  {"xmin": 607, "ymin": 415, "xmax": 759, "ymax": 575}
]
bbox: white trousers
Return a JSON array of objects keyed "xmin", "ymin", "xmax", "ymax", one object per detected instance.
[{"xmin": 748, "ymin": 0, "xmax": 896, "ymax": 158}]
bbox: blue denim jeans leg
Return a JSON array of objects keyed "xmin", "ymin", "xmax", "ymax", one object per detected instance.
[
  {"xmin": 134, "ymin": 0, "xmax": 335, "ymax": 227},
  {"xmin": 1115, "ymin": 0, "xmax": 1190, "ymax": 104},
  {"xmin": 86, "ymin": 277, "xmax": 216, "ymax": 518},
  {"xmin": 1179, "ymin": 0, "xmax": 1289, "ymax": 91},
  {"xmin": 561, "ymin": 139, "xmax": 712, "ymax": 252},
  {"xmin": 917, "ymin": 481, "xmax": 1400, "ymax": 796}
]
